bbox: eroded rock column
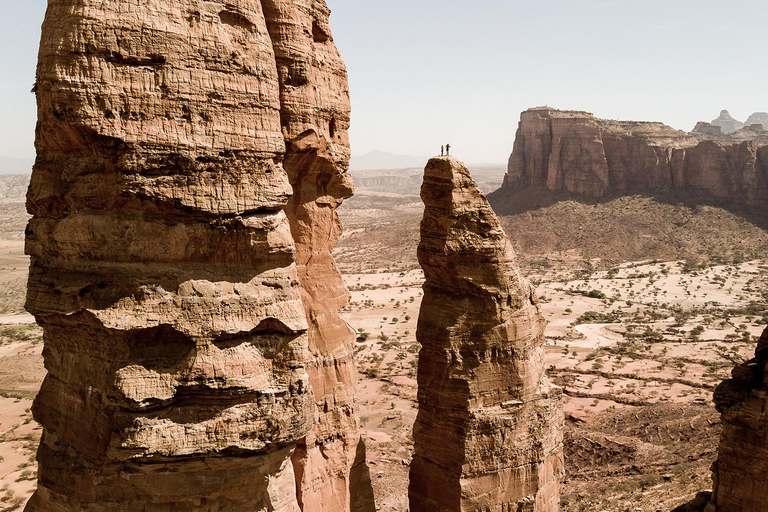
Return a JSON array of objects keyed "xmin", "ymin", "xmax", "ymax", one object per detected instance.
[
  {"xmin": 26, "ymin": 0, "xmax": 370, "ymax": 510},
  {"xmin": 710, "ymin": 326, "xmax": 768, "ymax": 511},
  {"xmin": 260, "ymin": 1, "xmax": 375, "ymax": 510},
  {"xmin": 409, "ymin": 157, "xmax": 564, "ymax": 512}
]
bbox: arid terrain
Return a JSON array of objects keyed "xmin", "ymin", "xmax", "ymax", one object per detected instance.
[
  {"xmin": 336, "ymin": 165, "xmax": 767, "ymax": 511},
  {"xmin": 1, "ymin": 169, "xmax": 766, "ymax": 510}
]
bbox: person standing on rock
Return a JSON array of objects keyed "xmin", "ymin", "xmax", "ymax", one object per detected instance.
[
  {"xmin": 440, "ymin": 145, "xmax": 444, "ymax": 156},
  {"xmin": 445, "ymin": 143, "xmax": 451, "ymax": 156}
]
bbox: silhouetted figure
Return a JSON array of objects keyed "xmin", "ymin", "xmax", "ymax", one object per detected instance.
[
  {"xmin": 446, "ymin": 143, "xmax": 451, "ymax": 156},
  {"xmin": 440, "ymin": 145, "xmax": 444, "ymax": 156}
]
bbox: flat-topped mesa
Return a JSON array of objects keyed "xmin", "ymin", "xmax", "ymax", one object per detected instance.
[
  {"xmin": 25, "ymin": 1, "xmax": 372, "ymax": 510},
  {"xmin": 502, "ymin": 107, "xmax": 768, "ymax": 206},
  {"xmin": 409, "ymin": 157, "xmax": 564, "ymax": 512},
  {"xmin": 709, "ymin": 327, "xmax": 768, "ymax": 511}
]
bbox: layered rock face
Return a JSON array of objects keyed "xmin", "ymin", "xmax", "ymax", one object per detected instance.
[
  {"xmin": 26, "ymin": 1, "xmax": 371, "ymax": 510},
  {"xmin": 503, "ymin": 107, "xmax": 768, "ymax": 206},
  {"xmin": 409, "ymin": 157, "xmax": 564, "ymax": 511},
  {"xmin": 709, "ymin": 327, "xmax": 768, "ymax": 511}
]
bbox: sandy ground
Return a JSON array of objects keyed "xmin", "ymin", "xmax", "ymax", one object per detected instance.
[
  {"xmin": 342, "ymin": 258, "xmax": 766, "ymax": 511},
  {"xmin": 0, "ymin": 322, "xmax": 42, "ymax": 512},
  {"xmin": 1, "ymin": 257, "xmax": 763, "ymax": 511},
  {"xmin": 0, "ymin": 242, "xmax": 28, "ymax": 316}
]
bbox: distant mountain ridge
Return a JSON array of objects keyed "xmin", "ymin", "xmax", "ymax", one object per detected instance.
[
  {"xmin": 706, "ymin": 110, "xmax": 768, "ymax": 134},
  {"xmin": 746, "ymin": 112, "xmax": 768, "ymax": 129},
  {"xmin": 0, "ymin": 156, "xmax": 33, "ymax": 175},
  {"xmin": 349, "ymin": 150, "xmax": 429, "ymax": 171},
  {"xmin": 710, "ymin": 110, "xmax": 744, "ymax": 134}
]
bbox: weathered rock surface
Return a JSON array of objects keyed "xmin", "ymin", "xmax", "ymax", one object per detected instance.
[
  {"xmin": 26, "ymin": 0, "xmax": 372, "ymax": 510},
  {"xmin": 710, "ymin": 110, "xmax": 745, "ymax": 134},
  {"xmin": 409, "ymin": 157, "xmax": 564, "ymax": 511},
  {"xmin": 709, "ymin": 326, "xmax": 768, "ymax": 512},
  {"xmin": 502, "ymin": 107, "xmax": 768, "ymax": 206}
]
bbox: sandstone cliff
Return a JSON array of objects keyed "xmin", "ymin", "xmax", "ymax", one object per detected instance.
[
  {"xmin": 409, "ymin": 157, "xmax": 564, "ymax": 511},
  {"xmin": 25, "ymin": 1, "xmax": 372, "ymax": 510},
  {"xmin": 709, "ymin": 326, "xmax": 768, "ymax": 511},
  {"xmin": 502, "ymin": 107, "xmax": 768, "ymax": 207}
]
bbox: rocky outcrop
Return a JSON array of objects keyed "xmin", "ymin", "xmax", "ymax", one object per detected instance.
[
  {"xmin": 409, "ymin": 157, "xmax": 564, "ymax": 511},
  {"xmin": 709, "ymin": 326, "xmax": 768, "ymax": 511},
  {"xmin": 502, "ymin": 107, "xmax": 768, "ymax": 207},
  {"xmin": 25, "ymin": 1, "xmax": 372, "ymax": 510},
  {"xmin": 710, "ymin": 110, "xmax": 745, "ymax": 134}
]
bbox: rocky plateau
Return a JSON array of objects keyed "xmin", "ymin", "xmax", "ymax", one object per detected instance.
[{"xmin": 502, "ymin": 107, "xmax": 768, "ymax": 207}]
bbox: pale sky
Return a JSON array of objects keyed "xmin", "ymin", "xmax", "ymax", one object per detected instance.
[{"xmin": 2, "ymin": 0, "xmax": 766, "ymax": 163}]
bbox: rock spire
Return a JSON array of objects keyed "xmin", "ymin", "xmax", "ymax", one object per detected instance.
[
  {"xmin": 25, "ymin": 0, "xmax": 372, "ymax": 510},
  {"xmin": 409, "ymin": 157, "xmax": 564, "ymax": 511}
]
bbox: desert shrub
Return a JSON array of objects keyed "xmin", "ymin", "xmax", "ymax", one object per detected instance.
[{"xmin": 576, "ymin": 311, "xmax": 621, "ymax": 324}]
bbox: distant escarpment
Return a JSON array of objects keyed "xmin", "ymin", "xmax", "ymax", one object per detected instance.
[
  {"xmin": 409, "ymin": 157, "xmax": 563, "ymax": 511},
  {"xmin": 500, "ymin": 107, "xmax": 768, "ymax": 207},
  {"xmin": 691, "ymin": 121, "xmax": 768, "ymax": 146},
  {"xmin": 26, "ymin": 0, "xmax": 372, "ymax": 511}
]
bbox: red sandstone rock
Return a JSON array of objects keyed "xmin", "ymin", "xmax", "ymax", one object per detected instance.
[
  {"xmin": 25, "ymin": 1, "xmax": 372, "ymax": 510},
  {"xmin": 503, "ymin": 107, "xmax": 768, "ymax": 206},
  {"xmin": 409, "ymin": 157, "xmax": 564, "ymax": 512},
  {"xmin": 709, "ymin": 327, "xmax": 768, "ymax": 512}
]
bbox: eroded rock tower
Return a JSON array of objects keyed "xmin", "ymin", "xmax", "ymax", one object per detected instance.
[
  {"xmin": 25, "ymin": 0, "xmax": 372, "ymax": 510},
  {"xmin": 409, "ymin": 157, "xmax": 564, "ymax": 511}
]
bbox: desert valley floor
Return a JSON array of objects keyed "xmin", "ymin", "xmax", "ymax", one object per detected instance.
[{"xmin": 1, "ymin": 170, "xmax": 766, "ymax": 511}]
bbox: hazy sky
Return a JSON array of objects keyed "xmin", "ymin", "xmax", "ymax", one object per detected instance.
[{"xmin": 2, "ymin": 0, "xmax": 766, "ymax": 163}]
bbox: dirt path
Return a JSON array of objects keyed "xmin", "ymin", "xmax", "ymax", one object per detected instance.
[
  {"xmin": 572, "ymin": 323, "xmax": 624, "ymax": 349},
  {"xmin": 0, "ymin": 314, "xmax": 34, "ymax": 325}
]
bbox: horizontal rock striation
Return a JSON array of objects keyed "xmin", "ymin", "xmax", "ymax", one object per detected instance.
[
  {"xmin": 25, "ymin": 0, "xmax": 371, "ymax": 510},
  {"xmin": 709, "ymin": 326, "xmax": 768, "ymax": 512},
  {"xmin": 502, "ymin": 107, "xmax": 768, "ymax": 206},
  {"xmin": 409, "ymin": 157, "xmax": 564, "ymax": 512}
]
